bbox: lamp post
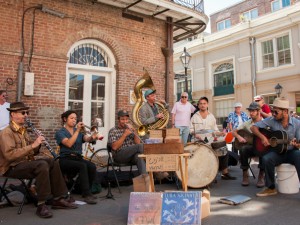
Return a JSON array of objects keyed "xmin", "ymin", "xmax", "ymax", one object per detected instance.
[
  {"xmin": 274, "ymin": 83, "xmax": 283, "ymax": 97},
  {"xmin": 180, "ymin": 47, "xmax": 191, "ymax": 93}
]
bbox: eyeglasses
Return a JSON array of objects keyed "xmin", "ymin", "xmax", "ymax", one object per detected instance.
[
  {"xmin": 181, "ymin": 96, "xmax": 188, "ymax": 98},
  {"xmin": 271, "ymin": 109, "xmax": 282, "ymax": 115},
  {"xmin": 255, "ymin": 100, "xmax": 261, "ymax": 102},
  {"xmin": 17, "ymin": 111, "xmax": 29, "ymax": 115}
]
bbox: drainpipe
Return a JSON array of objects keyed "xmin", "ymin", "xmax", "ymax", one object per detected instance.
[
  {"xmin": 249, "ymin": 37, "xmax": 257, "ymax": 97},
  {"xmin": 17, "ymin": 62, "xmax": 23, "ymax": 101},
  {"xmin": 161, "ymin": 17, "xmax": 173, "ymax": 104}
]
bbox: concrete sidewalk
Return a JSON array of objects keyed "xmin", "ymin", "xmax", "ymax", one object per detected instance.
[{"xmin": 1, "ymin": 165, "xmax": 300, "ymax": 225}]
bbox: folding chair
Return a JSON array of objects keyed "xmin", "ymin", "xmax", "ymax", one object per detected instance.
[
  {"xmin": 106, "ymin": 144, "xmax": 136, "ymax": 193},
  {"xmin": 0, "ymin": 176, "xmax": 33, "ymax": 214}
]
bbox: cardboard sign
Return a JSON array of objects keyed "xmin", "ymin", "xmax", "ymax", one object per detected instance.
[{"xmin": 146, "ymin": 154, "xmax": 178, "ymax": 171}]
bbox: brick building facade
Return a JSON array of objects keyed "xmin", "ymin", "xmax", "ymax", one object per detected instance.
[{"xmin": 0, "ymin": 0, "xmax": 207, "ymax": 149}]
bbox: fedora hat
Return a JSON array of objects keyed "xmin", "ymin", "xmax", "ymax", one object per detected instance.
[
  {"xmin": 246, "ymin": 102, "xmax": 261, "ymax": 110},
  {"xmin": 270, "ymin": 97, "xmax": 290, "ymax": 109},
  {"xmin": 7, "ymin": 102, "xmax": 29, "ymax": 111}
]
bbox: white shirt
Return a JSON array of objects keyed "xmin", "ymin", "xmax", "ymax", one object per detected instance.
[{"xmin": 0, "ymin": 102, "xmax": 10, "ymax": 130}]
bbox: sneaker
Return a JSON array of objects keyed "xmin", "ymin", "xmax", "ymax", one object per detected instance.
[
  {"xmin": 83, "ymin": 196, "xmax": 97, "ymax": 204},
  {"xmin": 36, "ymin": 203, "xmax": 53, "ymax": 218},
  {"xmin": 221, "ymin": 173, "xmax": 237, "ymax": 180},
  {"xmin": 256, "ymin": 188, "xmax": 278, "ymax": 197}
]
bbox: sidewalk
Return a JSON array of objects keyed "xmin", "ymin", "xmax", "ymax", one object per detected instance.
[{"xmin": 1, "ymin": 165, "xmax": 300, "ymax": 225}]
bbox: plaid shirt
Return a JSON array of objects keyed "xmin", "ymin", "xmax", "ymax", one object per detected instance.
[{"xmin": 108, "ymin": 125, "xmax": 135, "ymax": 150}]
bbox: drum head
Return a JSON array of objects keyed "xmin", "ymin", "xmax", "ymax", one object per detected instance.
[{"xmin": 176, "ymin": 144, "xmax": 219, "ymax": 188}]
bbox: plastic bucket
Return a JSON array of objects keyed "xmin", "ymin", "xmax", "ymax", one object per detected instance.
[{"xmin": 276, "ymin": 164, "xmax": 299, "ymax": 194}]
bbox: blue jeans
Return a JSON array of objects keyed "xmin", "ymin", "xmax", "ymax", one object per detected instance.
[
  {"xmin": 262, "ymin": 150, "xmax": 300, "ymax": 188},
  {"xmin": 176, "ymin": 126, "xmax": 190, "ymax": 145}
]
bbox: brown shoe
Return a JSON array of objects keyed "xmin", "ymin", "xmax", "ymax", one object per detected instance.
[
  {"xmin": 242, "ymin": 170, "xmax": 249, "ymax": 186},
  {"xmin": 83, "ymin": 196, "xmax": 97, "ymax": 204},
  {"xmin": 36, "ymin": 203, "xmax": 53, "ymax": 218},
  {"xmin": 256, "ymin": 188, "xmax": 278, "ymax": 197},
  {"xmin": 256, "ymin": 170, "xmax": 265, "ymax": 188},
  {"xmin": 52, "ymin": 198, "xmax": 78, "ymax": 209}
]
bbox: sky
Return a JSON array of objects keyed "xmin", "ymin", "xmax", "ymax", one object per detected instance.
[{"xmin": 204, "ymin": 0, "xmax": 243, "ymax": 33}]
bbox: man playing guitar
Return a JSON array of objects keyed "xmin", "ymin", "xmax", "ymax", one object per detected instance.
[
  {"xmin": 251, "ymin": 97, "xmax": 300, "ymax": 197},
  {"xmin": 232, "ymin": 102, "xmax": 264, "ymax": 187}
]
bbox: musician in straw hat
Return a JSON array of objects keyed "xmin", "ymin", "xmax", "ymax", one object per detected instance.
[
  {"xmin": 251, "ymin": 97, "xmax": 300, "ymax": 197},
  {"xmin": 0, "ymin": 102, "xmax": 77, "ymax": 218}
]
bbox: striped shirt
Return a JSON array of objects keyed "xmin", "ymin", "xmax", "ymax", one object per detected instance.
[{"xmin": 108, "ymin": 125, "xmax": 135, "ymax": 150}]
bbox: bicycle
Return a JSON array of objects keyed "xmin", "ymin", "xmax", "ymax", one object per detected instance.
[{"xmin": 83, "ymin": 143, "xmax": 109, "ymax": 171}]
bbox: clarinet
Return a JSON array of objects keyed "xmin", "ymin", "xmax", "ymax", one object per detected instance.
[{"xmin": 25, "ymin": 117, "xmax": 58, "ymax": 159}]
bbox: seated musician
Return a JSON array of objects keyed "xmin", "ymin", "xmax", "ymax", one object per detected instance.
[
  {"xmin": 190, "ymin": 97, "xmax": 236, "ymax": 180},
  {"xmin": 232, "ymin": 102, "xmax": 264, "ymax": 187},
  {"xmin": 0, "ymin": 102, "xmax": 77, "ymax": 219},
  {"xmin": 55, "ymin": 110, "xmax": 98, "ymax": 205},
  {"xmin": 107, "ymin": 110, "xmax": 146, "ymax": 175},
  {"xmin": 251, "ymin": 97, "xmax": 300, "ymax": 197}
]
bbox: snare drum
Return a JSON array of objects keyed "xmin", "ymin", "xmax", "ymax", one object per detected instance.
[
  {"xmin": 176, "ymin": 143, "xmax": 219, "ymax": 188},
  {"xmin": 211, "ymin": 140, "xmax": 228, "ymax": 157}
]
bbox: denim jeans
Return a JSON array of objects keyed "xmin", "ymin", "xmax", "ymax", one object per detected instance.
[
  {"xmin": 176, "ymin": 126, "xmax": 190, "ymax": 145},
  {"xmin": 262, "ymin": 150, "xmax": 300, "ymax": 188}
]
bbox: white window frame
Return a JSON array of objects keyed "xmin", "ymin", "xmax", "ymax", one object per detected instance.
[
  {"xmin": 217, "ymin": 19, "xmax": 231, "ymax": 31},
  {"xmin": 242, "ymin": 8, "xmax": 258, "ymax": 21},
  {"xmin": 271, "ymin": 0, "xmax": 291, "ymax": 12},
  {"xmin": 256, "ymin": 30, "xmax": 293, "ymax": 72}
]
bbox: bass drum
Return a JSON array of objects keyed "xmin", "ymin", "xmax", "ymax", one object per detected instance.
[{"xmin": 176, "ymin": 143, "xmax": 219, "ymax": 188}]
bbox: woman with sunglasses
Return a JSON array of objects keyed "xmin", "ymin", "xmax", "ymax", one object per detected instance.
[
  {"xmin": 171, "ymin": 92, "xmax": 196, "ymax": 145},
  {"xmin": 55, "ymin": 110, "xmax": 98, "ymax": 204}
]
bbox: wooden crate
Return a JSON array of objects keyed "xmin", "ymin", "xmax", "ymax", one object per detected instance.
[
  {"xmin": 164, "ymin": 136, "xmax": 182, "ymax": 144},
  {"xmin": 144, "ymin": 143, "xmax": 184, "ymax": 154},
  {"xmin": 149, "ymin": 129, "xmax": 163, "ymax": 138},
  {"xmin": 163, "ymin": 128, "xmax": 180, "ymax": 137}
]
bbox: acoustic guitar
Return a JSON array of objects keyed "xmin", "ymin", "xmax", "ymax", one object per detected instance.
[
  {"xmin": 233, "ymin": 129, "xmax": 253, "ymax": 150},
  {"xmin": 253, "ymin": 128, "xmax": 288, "ymax": 155}
]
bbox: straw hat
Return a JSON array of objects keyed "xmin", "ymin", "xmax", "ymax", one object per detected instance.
[{"xmin": 270, "ymin": 97, "xmax": 290, "ymax": 109}]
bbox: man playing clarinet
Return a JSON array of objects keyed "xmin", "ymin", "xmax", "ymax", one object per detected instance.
[{"xmin": 0, "ymin": 102, "xmax": 77, "ymax": 218}]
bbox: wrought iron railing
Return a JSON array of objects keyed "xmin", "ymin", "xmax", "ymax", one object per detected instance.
[{"xmin": 172, "ymin": 0, "xmax": 204, "ymax": 13}]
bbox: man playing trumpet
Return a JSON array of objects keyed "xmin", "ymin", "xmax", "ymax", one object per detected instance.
[{"xmin": 108, "ymin": 110, "xmax": 146, "ymax": 175}]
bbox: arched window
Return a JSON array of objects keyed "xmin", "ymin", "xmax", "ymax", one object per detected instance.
[
  {"xmin": 68, "ymin": 43, "xmax": 109, "ymax": 67},
  {"xmin": 213, "ymin": 63, "xmax": 234, "ymax": 96}
]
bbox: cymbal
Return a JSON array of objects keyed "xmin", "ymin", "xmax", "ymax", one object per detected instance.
[{"xmin": 194, "ymin": 129, "xmax": 215, "ymax": 134}]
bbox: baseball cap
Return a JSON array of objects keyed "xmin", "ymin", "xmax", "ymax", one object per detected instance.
[
  {"xmin": 117, "ymin": 110, "xmax": 129, "ymax": 117},
  {"xmin": 246, "ymin": 102, "xmax": 260, "ymax": 110},
  {"xmin": 234, "ymin": 102, "xmax": 242, "ymax": 108},
  {"xmin": 254, "ymin": 95, "xmax": 263, "ymax": 101},
  {"xmin": 144, "ymin": 89, "xmax": 156, "ymax": 98}
]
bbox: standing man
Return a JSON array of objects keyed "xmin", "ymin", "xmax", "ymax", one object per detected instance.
[
  {"xmin": 232, "ymin": 102, "xmax": 264, "ymax": 187},
  {"xmin": 228, "ymin": 102, "xmax": 249, "ymax": 131},
  {"xmin": 254, "ymin": 95, "xmax": 272, "ymax": 118},
  {"xmin": 190, "ymin": 97, "xmax": 236, "ymax": 180},
  {"xmin": 108, "ymin": 110, "xmax": 146, "ymax": 175},
  {"xmin": 251, "ymin": 97, "xmax": 300, "ymax": 196},
  {"xmin": 171, "ymin": 92, "xmax": 196, "ymax": 145},
  {"xmin": 0, "ymin": 90, "xmax": 10, "ymax": 131},
  {"xmin": 0, "ymin": 102, "xmax": 77, "ymax": 218}
]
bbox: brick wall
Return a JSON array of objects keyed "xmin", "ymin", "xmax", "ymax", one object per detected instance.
[
  {"xmin": 0, "ymin": 0, "xmax": 174, "ymax": 146},
  {"xmin": 210, "ymin": 0, "xmax": 272, "ymax": 33}
]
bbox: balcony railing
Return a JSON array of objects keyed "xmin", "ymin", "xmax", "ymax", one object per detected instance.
[{"xmin": 172, "ymin": 0, "xmax": 204, "ymax": 13}]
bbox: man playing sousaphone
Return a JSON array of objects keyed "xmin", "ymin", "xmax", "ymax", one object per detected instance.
[
  {"xmin": 190, "ymin": 96, "xmax": 236, "ymax": 180},
  {"xmin": 232, "ymin": 102, "xmax": 265, "ymax": 187}
]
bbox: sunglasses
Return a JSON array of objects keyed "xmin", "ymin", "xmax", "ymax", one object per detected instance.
[
  {"xmin": 255, "ymin": 100, "xmax": 261, "ymax": 102},
  {"xmin": 181, "ymin": 96, "xmax": 188, "ymax": 98},
  {"xmin": 271, "ymin": 109, "xmax": 282, "ymax": 115},
  {"xmin": 17, "ymin": 111, "xmax": 30, "ymax": 115}
]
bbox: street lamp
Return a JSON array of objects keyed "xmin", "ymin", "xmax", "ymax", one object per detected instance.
[
  {"xmin": 274, "ymin": 83, "xmax": 283, "ymax": 97},
  {"xmin": 180, "ymin": 47, "xmax": 191, "ymax": 93}
]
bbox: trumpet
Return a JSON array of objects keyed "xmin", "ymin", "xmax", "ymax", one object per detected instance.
[
  {"xmin": 125, "ymin": 123, "xmax": 144, "ymax": 143},
  {"xmin": 80, "ymin": 124, "xmax": 104, "ymax": 140}
]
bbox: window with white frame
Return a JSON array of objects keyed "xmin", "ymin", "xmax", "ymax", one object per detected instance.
[
  {"xmin": 242, "ymin": 8, "xmax": 258, "ymax": 21},
  {"xmin": 271, "ymin": 0, "xmax": 291, "ymax": 12},
  {"xmin": 260, "ymin": 33, "xmax": 291, "ymax": 69},
  {"xmin": 217, "ymin": 19, "xmax": 231, "ymax": 31},
  {"xmin": 215, "ymin": 99, "xmax": 234, "ymax": 125}
]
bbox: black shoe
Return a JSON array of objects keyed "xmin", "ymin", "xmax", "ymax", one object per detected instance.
[
  {"xmin": 36, "ymin": 204, "xmax": 53, "ymax": 218},
  {"xmin": 221, "ymin": 173, "xmax": 237, "ymax": 180}
]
